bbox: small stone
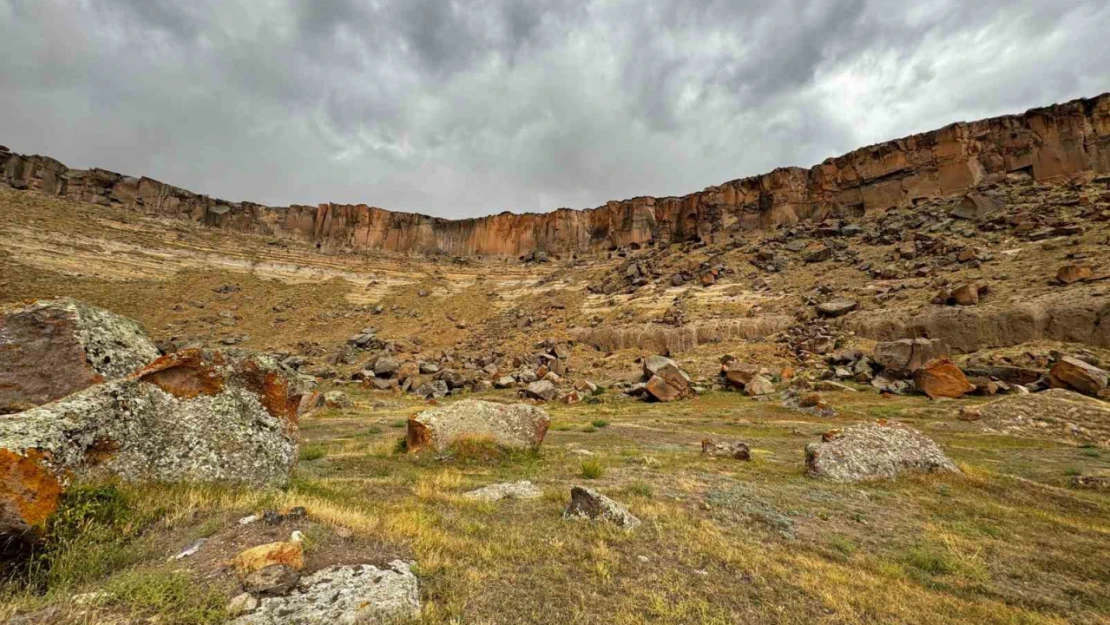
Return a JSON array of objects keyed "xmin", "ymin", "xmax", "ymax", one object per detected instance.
[
  {"xmin": 816, "ymin": 299, "xmax": 859, "ymax": 318},
  {"xmin": 701, "ymin": 439, "xmax": 751, "ymax": 460},
  {"xmin": 745, "ymin": 375, "xmax": 775, "ymax": 397},
  {"xmin": 242, "ymin": 564, "xmax": 299, "ymax": 596},
  {"xmin": 563, "ymin": 486, "xmax": 641, "ymax": 530},
  {"xmin": 227, "ymin": 592, "xmax": 259, "ymax": 617}
]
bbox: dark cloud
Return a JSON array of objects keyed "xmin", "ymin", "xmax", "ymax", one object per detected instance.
[{"xmin": 1, "ymin": 0, "xmax": 1107, "ymax": 217}]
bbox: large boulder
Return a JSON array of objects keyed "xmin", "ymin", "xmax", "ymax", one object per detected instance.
[
  {"xmin": 0, "ymin": 298, "xmax": 159, "ymax": 414},
  {"xmin": 406, "ymin": 400, "xmax": 550, "ymax": 453},
  {"xmin": 873, "ymin": 338, "xmax": 950, "ymax": 376},
  {"xmin": 975, "ymin": 389, "xmax": 1110, "ymax": 447},
  {"xmin": 1049, "ymin": 356, "xmax": 1109, "ymax": 398},
  {"xmin": 0, "ymin": 349, "xmax": 305, "ymax": 537},
  {"xmin": 805, "ymin": 423, "xmax": 959, "ymax": 482},
  {"xmin": 914, "ymin": 358, "xmax": 974, "ymax": 399},
  {"xmin": 232, "ymin": 561, "xmax": 420, "ymax": 625}
]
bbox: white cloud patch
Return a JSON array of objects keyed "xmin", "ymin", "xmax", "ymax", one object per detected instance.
[{"xmin": 1, "ymin": 0, "xmax": 1107, "ymax": 217}]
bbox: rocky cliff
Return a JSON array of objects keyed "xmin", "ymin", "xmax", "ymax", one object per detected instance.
[{"xmin": 3, "ymin": 94, "xmax": 1108, "ymax": 257}]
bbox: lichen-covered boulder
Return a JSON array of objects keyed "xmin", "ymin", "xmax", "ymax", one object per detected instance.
[
  {"xmin": 0, "ymin": 298, "xmax": 159, "ymax": 414},
  {"xmin": 914, "ymin": 358, "xmax": 974, "ymax": 399},
  {"xmin": 0, "ymin": 349, "xmax": 305, "ymax": 537},
  {"xmin": 406, "ymin": 399, "xmax": 550, "ymax": 453},
  {"xmin": 232, "ymin": 561, "xmax": 420, "ymax": 625},
  {"xmin": 805, "ymin": 423, "xmax": 959, "ymax": 482}
]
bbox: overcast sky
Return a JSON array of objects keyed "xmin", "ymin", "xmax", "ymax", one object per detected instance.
[{"xmin": 1, "ymin": 1, "xmax": 1107, "ymax": 218}]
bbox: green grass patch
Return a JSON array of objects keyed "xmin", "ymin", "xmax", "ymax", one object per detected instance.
[
  {"xmin": 591, "ymin": 419, "xmax": 610, "ymax": 428},
  {"xmin": 580, "ymin": 460, "xmax": 605, "ymax": 480},
  {"xmin": 299, "ymin": 445, "xmax": 328, "ymax": 462},
  {"xmin": 103, "ymin": 569, "xmax": 227, "ymax": 625}
]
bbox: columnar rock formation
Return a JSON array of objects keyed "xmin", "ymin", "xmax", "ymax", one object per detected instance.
[{"xmin": 3, "ymin": 94, "xmax": 1108, "ymax": 256}]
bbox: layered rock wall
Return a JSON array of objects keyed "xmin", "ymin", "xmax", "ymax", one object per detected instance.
[{"xmin": 3, "ymin": 94, "xmax": 1108, "ymax": 256}]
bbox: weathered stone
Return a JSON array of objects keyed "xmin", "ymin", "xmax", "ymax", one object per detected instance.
[
  {"xmin": 951, "ymin": 192, "xmax": 1000, "ymax": 221},
  {"xmin": 524, "ymin": 380, "xmax": 558, "ymax": 401},
  {"xmin": 374, "ymin": 357, "xmax": 399, "ymax": 378},
  {"xmin": 563, "ymin": 486, "xmax": 640, "ymax": 530},
  {"xmin": 1056, "ymin": 264, "xmax": 1094, "ymax": 285},
  {"xmin": 232, "ymin": 561, "xmax": 419, "ymax": 625},
  {"xmin": 0, "ymin": 299, "xmax": 159, "ymax": 414},
  {"xmin": 644, "ymin": 364, "xmax": 692, "ymax": 402},
  {"xmin": 413, "ymin": 379, "xmax": 448, "ymax": 399},
  {"xmin": 407, "ymin": 400, "xmax": 550, "ymax": 453},
  {"xmin": 744, "ymin": 375, "xmax": 775, "ymax": 396},
  {"xmin": 950, "ymin": 283, "xmax": 982, "ymax": 306},
  {"xmin": 701, "ymin": 439, "xmax": 750, "ymax": 460},
  {"xmin": 493, "ymin": 376, "xmax": 516, "ymax": 389},
  {"xmin": 463, "ymin": 480, "xmax": 543, "ymax": 502},
  {"xmin": 914, "ymin": 358, "xmax": 974, "ymax": 399},
  {"xmin": 642, "ymin": 355, "xmax": 681, "ymax": 378},
  {"xmin": 805, "ymin": 423, "xmax": 959, "ymax": 482},
  {"xmin": 323, "ymin": 390, "xmax": 352, "ymax": 409},
  {"xmin": 227, "ymin": 593, "xmax": 259, "ymax": 617},
  {"xmin": 873, "ymin": 338, "xmax": 950, "ymax": 376},
  {"xmin": 0, "ymin": 349, "xmax": 304, "ymax": 537},
  {"xmin": 1049, "ymin": 356, "xmax": 1109, "ymax": 397},
  {"xmin": 816, "ymin": 299, "xmax": 859, "ymax": 318},
  {"xmin": 242, "ymin": 565, "xmax": 299, "ymax": 597},
  {"xmin": 234, "ymin": 532, "xmax": 305, "ymax": 578}
]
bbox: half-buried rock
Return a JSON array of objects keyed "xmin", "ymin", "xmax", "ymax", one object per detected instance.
[
  {"xmin": 563, "ymin": 486, "xmax": 641, "ymax": 530},
  {"xmin": 0, "ymin": 348, "xmax": 305, "ymax": 537},
  {"xmin": 0, "ymin": 298, "xmax": 159, "ymax": 414},
  {"xmin": 805, "ymin": 423, "xmax": 959, "ymax": 482},
  {"xmin": 406, "ymin": 399, "xmax": 550, "ymax": 453}
]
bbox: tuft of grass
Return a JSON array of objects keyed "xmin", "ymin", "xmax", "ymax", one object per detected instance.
[
  {"xmin": 580, "ymin": 460, "xmax": 605, "ymax": 480},
  {"xmin": 103, "ymin": 569, "xmax": 227, "ymax": 625},
  {"xmin": 591, "ymin": 419, "xmax": 610, "ymax": 429},
  {"xmin": 552, "ymin": 422, "xmax": 575, "ymax": 432},
  {"xmin": 299, "ymin": 445, "xmax": 328, "ymax": 462},
  {"xmin": 625, "ymin": 481, "xmax": 653, "ymax": 498},
  {"xmin": 366, "ymin": 425, "xmax": 383, "ymax": 435},
  {"xmin": 390, "ymin": 419, "xmax": 407, "ymax": 428},
  {"xmin": 393, "ymin": 437, "xmax": 409, "ymax": 454},
  {"xmin": 582, "ymin": 426, "xmax": 598, "ymax": 433},
  {"xmin": 900, "ymin": 543, "xmax": 958, "ymax": 576}
]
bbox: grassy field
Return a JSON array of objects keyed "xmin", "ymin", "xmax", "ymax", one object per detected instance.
[{"xmin": 3, "ymin": 388, "xmax": 1109, "ymax": 624}]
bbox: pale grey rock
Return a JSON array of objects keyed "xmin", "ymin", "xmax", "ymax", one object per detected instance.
[
  {"xmin": 227, "ymin": 593, "xmax": 258, "ymax": 618},
  {"xmin": 744, "ymin": 375, "xmax": 775, "ymax": 396},
  {"xmin": 524, "ymin": 380, "xmax": 557, "ymax": 401},
  {"xmin": 463, "ymin": 480, "xmax": 543, "ymax": 502},
  {"xmin": 805, "ymin": 423, "xmax": 959, "ymax": 482},
  {"xmin": 407, "ymin": 399, "xmax": 550, "ymax": 453},
  {"xmin": 232, "ymin": 561, "xmax": 420, "ymax": 625}
]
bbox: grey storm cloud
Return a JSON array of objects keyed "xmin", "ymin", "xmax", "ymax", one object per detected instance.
[{"xmin": 1, "ymin": 0, "xmax": 1108, "ymax": 217}]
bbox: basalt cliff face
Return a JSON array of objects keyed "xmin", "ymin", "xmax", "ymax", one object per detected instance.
[{"xmin": 3, "ymin": 94, "xmax": 1109, "ymax": 257}]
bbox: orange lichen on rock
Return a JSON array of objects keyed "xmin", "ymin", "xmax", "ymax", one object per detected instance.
[
  {"xmin": 138, "ymin": 349, "xmax": 225, "ymax": 399},
  {"xmin": 0, "ymin": 448, "xmax": 63, "ymax": 534}
]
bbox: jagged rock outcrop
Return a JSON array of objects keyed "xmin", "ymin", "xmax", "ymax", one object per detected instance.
[
  {"xmin": 0, "ymin": 349, "xmax": 305, "ymax": 537},
  {"xmin": 3, "ymin": 94, "xmax": 1108, "ymax": 256},
  {"xmin": 0, "ymin": 299, "xmax": 160, "ymax": 414}
]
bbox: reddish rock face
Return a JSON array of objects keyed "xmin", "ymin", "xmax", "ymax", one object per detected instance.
[
  {"xmin": 1049, "ymin": 356, "xmax": 1109, "ymax": 397},
  {"xmin": 0, "ymin": 299, "xmax": 159, "ymax": 414},
  {"xmin": 3, "ymin": 94, "xmax": 1108, "ymax": 256},
  {"xmin": 0, "ymin": 348, "xmax": 306, "ymax": 538},
  {"xmin": 914, "ymin": 358, "xmax": 975, "ymax": 399}
]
